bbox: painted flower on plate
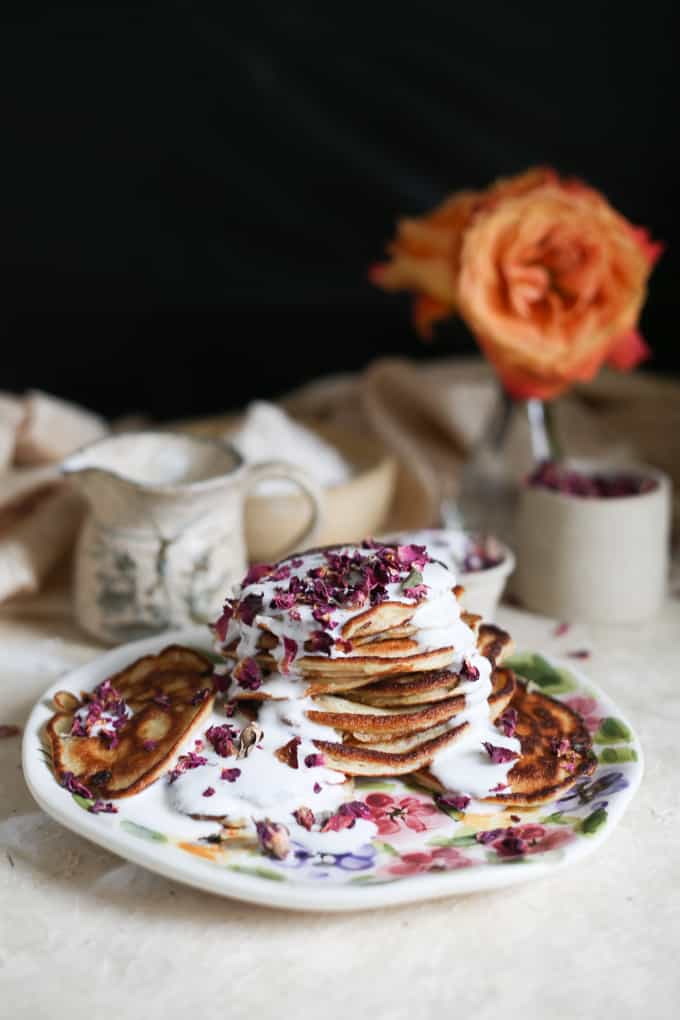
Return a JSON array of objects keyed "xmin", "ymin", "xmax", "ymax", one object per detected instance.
[
  {"xmin": 387, "ymin": 846, "xmax": 473, "ymax": 876},
  {"xmin": 565, "ymin": 695, "xmax": 603, "ymax": 734},
  {"xmin": 365, "ymin": 793, "xmax": 448, "ymax": 836}
]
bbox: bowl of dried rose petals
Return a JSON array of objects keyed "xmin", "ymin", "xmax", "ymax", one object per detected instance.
[
  {"xmin": 514, "ymin": 459, "xmax": 671, "ymax": 623},
  {"xmin": 380, "ymin": 528, "xmax": 515, "ymax": 622}
]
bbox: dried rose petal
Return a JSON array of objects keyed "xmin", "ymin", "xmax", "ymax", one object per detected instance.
[
  {"xmin": 493, "ymin": 832, "xmax": 528, "ymax": 858},
  {"xmin": 313, "ymin": 782, "xmax": 322, "ymax": 794},
  {"xmin": 233, "ymin": 657, "xmax": 262, "ymax": 691},
  {"xmin": 554, "ymin": 621, "xmax": 570, "ymax": 637},
  {"xmin": 60, "ymin": 772, "xmax": 93, "ymax": 799},
  {"xmin": 475, "ymin": 828, "xmax": 504, "ymax": 845},
  {"xmin": 281, "ymin": 636, "xmax": 298, "ymax": 674},
  {"xmin": 142, "ymin": 740, "xmax": 158, "ymax": 752},
  {"xmin": 338, "ymin": 801, "xmax": 372, "ymax": 820},
  {"xmin": 460, "ymin": 659, "xmax": 480, "ymax": 682},
  {"xmin": 206, "ymin": 724, "xmax": 238, "ymax": 758},
  {"xmin": 567, "ymin": 649, "xmax": 591, "ymax": 660},
  {"xmin": 255, "ymin": 818, "xmax": 290, "ymax": 859},
  {"xmin": 436, "ymin": 792, "xmax": 471, "ymax": 812},
  {"xmin": 152, "ymin": 692, "xmax": 172, "ymax": 709},
  {"xmin": 242, "ymin": 563, "xmax": 273, "ymax": 586},
  {"xmin": 334, "ymin": 638, "xmax": 353, "ymax": 654},
  {"xmin": 308, "ymin": 630, "xmax": 333, "ymax": 656},
  {"xmin": 238, "ymin": 593, "xmax": 264, "ymax": 626},
  {"xmin": 396, "ymin": 544, "xmax": 430, "ymax": 570},
  {"xmin": 482, "ymin": 742, "xmax": 519, "ymax": 764},
  {"xmin": 528, "ymin": 461, "xmax": 658, "ymax": 499},
  {"xmin": 168, "ymin": 749, "xmax": 208, "ymax": 783},
  {"xmin": 202, "ymin": 786, "xmax": 216, "ymax": 797},
  {"xmin": 498, "ymin": 707, "xmax": 518, "ymax": 738},
  {"xmin": 293, "ymin": 806, "xmax": 315, "ymax": 831},
  {"xmin": 214, "ymin": 602, "xmax": 234, "ymax": 642},
  {"xmin": 321, "ymin": 811, "xmax": 356, "ymax": 832},
  {"xmin": 191, "ymin": 688, "xmax": 211, "ymax": 706},
  {"xmin": 304, "ymin": 753, "xmax": 325, "ymax": 768},
  {"xmin": 490, "ymin": 782, "xmax": 508, "ymax": 792},
  {"xmin": 220, "ymin": 767, "xmax": 241, "ymax": 782},
  {"xmin": 89, "ymin": 799, "xmax": 118, "ymax": 814}
]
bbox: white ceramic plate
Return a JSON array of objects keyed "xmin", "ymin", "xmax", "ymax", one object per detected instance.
[{"xmin": 23, "ymin": 629, "xmax": 643, "ymax": 912}]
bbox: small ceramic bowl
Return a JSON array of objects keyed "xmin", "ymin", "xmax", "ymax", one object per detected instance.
[
  {"xmin": 513, "ymin": 459, "xmax": 671, "ymax": 623},
  {"xmin": 380, "ymin": 528, "xmax": 515, "ymax": 622}
]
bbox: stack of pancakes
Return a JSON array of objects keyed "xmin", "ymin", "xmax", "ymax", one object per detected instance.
[{"xmin": 217, "ymin": 544, "xmax": 595, "ymax": 807}]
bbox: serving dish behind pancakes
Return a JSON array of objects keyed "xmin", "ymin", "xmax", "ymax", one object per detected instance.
[{"xmin": 174, "ymin": 415, "xmax": 397, "ymax": 562}]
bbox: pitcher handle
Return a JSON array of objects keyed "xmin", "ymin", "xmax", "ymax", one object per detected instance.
[{"xmin": 243, "ymin": 460, "xmax": 324, "ymax": 558}]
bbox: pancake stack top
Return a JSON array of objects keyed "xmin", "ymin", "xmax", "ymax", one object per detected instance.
[{"xmin": 211, "ymin": 542, "xmax": 540, "ymax": 820}]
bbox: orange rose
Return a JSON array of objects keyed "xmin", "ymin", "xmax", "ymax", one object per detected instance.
[{"xmin": 371, "ymin": 168, "xmax": 662, "ymax": 399}]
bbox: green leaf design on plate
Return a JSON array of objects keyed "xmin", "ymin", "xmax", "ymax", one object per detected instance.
[
  {"xmin": 120, "ymin": 820, "xmax": 168, "ymax": 843},
  {"xmin": 376, "ymin": 841, "xmax": 399, "ymax": 857},
  {"xmin": 539, "ymin": 811, "xmax": 583, "ymax": 828},
  {"xmin": 349, "ymin": 874, "xmax": 398, "ymax": 885},
  {"xmin": 355, "ymin": 779, "xmax": 396, "ymax": 791},
  {"xmin": 506, "ymin": 652, "xmax": 577, "ymax": 695},
  {"xmin": 581, "ymin": 806, "xmax": 608, "ymax": 835},
  {"xmin": 228, "ymin": 864, "xmax": 285, "ymax": 882},
  {"xmin": 428, "ymin": 833, "xmax": 478, "ymax": 848},
  {"xmin": 598, "ymin": 746, "xmax": 638, "ymax": 763},
  {"xmin": 594, "ymin": 717, "xmax": 632, "ymax": 745},
  {"xmin": 72, "ymin": 793, "xmax": 94, "ymax": 812}
]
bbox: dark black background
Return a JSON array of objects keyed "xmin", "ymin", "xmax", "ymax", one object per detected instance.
[{"xmin": 3, "ymin": 3, "xmax": 678, "ymax": 418}]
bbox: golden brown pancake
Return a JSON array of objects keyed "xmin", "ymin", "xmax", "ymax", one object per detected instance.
[
  {"xmin": 313, "ymin": 720, "xmax": 471, "ymax": 777},
  {"xmin": 307, "ymin": 667, "xmax": 515, "ymax": 741},
  {"xmin": 47, "ymin": 645, "xmax": 215, "ymax": 799},
  {"xmin": 412, "ymin": 681, "xmax": 596, "ymax": 806}
]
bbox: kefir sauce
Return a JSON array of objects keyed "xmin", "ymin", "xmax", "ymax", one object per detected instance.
[{"xmin": 183, "ymin": 545, "xmax": 518, "ymax": 851}]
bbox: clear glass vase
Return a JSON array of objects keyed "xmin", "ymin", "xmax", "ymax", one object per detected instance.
[{"xmin": 442, "ymin": 387, "xmax": 559, "ymax": 547}]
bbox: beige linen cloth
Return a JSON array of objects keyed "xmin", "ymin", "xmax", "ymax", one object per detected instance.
[{"xmin": 1, "ymin": 359, "xmax": 678, "ymax": 609}]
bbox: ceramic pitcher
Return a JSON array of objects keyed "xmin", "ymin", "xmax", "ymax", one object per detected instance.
[{"xmin": 62, "ymin": 431, "xmax": 323, "ymax": 644}]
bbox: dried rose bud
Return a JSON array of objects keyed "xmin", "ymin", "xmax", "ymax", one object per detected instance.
[
  {"xmin": 220, "ymin": 768, "xmax": 241, "ymax": 782},
  {"xmin": 237, "ymin": 722, "xmax": 263, "ymax": 759},
  {"xmin": 255, "ymin": 819, "xmax": 290, "ymax": 860},
  {"xmin": 293, "ymin": 806, "xmax": 315, "ymax": 831}
]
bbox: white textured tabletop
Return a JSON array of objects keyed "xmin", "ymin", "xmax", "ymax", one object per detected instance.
[{"xmin": 1, "ymin": 601, "xmax": 679, "ymax": 1020}]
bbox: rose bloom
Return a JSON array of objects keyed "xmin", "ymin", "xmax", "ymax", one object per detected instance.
[{"xmin": 371, "ymin": 167, "xmax": 662, "ymax": 399}]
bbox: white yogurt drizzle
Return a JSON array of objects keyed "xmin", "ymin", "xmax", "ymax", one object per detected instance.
[{"xmin": 177, "ymin": 545, "xmax": 520, "ymax": 852}]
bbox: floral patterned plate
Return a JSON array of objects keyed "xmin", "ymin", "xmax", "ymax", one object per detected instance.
[{"xmin": 22, "ymin": 628, "xmax": 643, "ymax": 912}]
